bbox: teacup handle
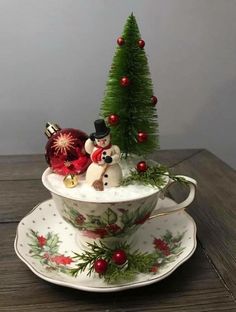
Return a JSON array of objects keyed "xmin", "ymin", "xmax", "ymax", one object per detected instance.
[{"xmin": 149, "ymin": 175, "xmax": 197, "ymax": 219}]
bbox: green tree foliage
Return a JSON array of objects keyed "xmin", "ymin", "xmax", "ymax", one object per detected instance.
[{"xmin": 100, "ymin": 13, "xmax": 159, "ymax": 157}]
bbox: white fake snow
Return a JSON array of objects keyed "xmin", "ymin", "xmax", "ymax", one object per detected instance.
[{"xmin": 45, "ymin": 157, "xmax": 165, "ymax": 203}]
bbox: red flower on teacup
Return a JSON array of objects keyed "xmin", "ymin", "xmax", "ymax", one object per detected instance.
[
  {"xmin": 118, "ymin": 208, "xmax": 128, "ymax": 213},
  {"xmin": 134, "ymin": 212, "xmax": 151, "ymax": 225},
  {"xmin": 94, "ymin": 228, "xmax": 109, "ymax": 238},
  {"xmin": 105, "ymin": 223, "xmax": 121, "ymax": 234},
  {"xmin": 153, "ymin": 238, "xmax": 170, "ymax": 256},
  {"xmin": 83, "ymin": 228, "xmax": 109, "ymax": 239},
  {"xmin": 37, "ymin": 235, "xmax": 47, "ymax": 247},
  {"xmin": 75, "ymin": 214, "xmax": 86, "ymax": 225}
]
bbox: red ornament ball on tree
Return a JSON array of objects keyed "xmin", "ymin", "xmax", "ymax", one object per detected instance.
[
  {"xmin": 151, "ymin": 95, "xmax": 158, "ymax": 105},
  {"xmin": 117, "ymin": 37, "xmax": 125, "ymax": 46},
  {"xmin": 94, "ymin": 259, "xmax": 108, "ymax": 274},
  {"xmin": 136, "ymin": 161, "xmax": 148, "ymax": 172},
  {"xmin": 138, "ymin": 39, "xmax": 145, "ymax": 48},
  {"xmin": 137, "ymin": 131, "xmax": 148, "ymax": 143},
  {"xmin": 120, "ymin": 76, "xmax": 130, "ymax": 87},
  {"xmin": 45, "ymin": 128, "xmax": 91, "ymax": 176},
  {"xmin": 112, "ymin": 249, "xmax": 127, "ymax": 265},
  {"xmin": 108, "ymin": 114, "xmax": 120, "ymax": 126}
]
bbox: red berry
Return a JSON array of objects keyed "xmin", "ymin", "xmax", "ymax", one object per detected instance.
[
  {"xmin": 117, "ymin": 37, "xmax": 125, "ymax": 46},
  {"xmin": 138, "ymin": 39, "xmax": 145, "ymax": 48},
  {"xmin": 112, "ymin": 249, "xmax": 127, "ymax": 265},
  {"xmin": 108, "ymin": 114, "xmax": 120, "ymax": 125},
  {"xmin": 137, "ymin": 131, "xmax": 148, "ymax": 143},
  {"xmin": 120, "ymin": 76, "xmax": 130, "ymax": 87},
  {"xmin": 136, "ymin": 161, "xmax": 148, "ymax": 172},
  {"xmin": 151, "ymin": 95, "xmax": 158, "ymax": 105},
  {"xmin": 94, "ymin": 259, "xmax": 108, "ymax": 274}
]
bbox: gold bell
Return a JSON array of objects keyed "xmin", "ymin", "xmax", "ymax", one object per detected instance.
[{"xmin": 63, "ymin": 174, "xmax": 79, "ymax": 188}]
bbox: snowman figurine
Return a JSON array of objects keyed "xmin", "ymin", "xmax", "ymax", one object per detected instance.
[{"xmin": 85, "ymin": 119, "xmax": 122, "ymax": 190}]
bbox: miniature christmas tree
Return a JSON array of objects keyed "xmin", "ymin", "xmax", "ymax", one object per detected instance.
[{"xmin": 100, "ymin": 13, "xmax": 159, "ymax": 158}]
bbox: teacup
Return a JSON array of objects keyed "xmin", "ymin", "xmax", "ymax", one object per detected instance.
[{"xmin": 42, "ymin": 168, "xmax": 197, "ymax": 248}]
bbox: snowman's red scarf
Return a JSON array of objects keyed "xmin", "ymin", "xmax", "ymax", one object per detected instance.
[{"xmin": 91, "ymin": 144, "xmax": 112, "ymax": 163}]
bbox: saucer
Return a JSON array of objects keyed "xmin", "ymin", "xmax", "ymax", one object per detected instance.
[{"xmin": 14, "ymin": 198, "xmax": 197, "ymax": 292}]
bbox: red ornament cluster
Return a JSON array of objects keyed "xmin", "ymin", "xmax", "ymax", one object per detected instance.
[
  {"xmin": 120, "ymin": 76, "xmax": 130, "ymax": 87},
  {"xmin": 108, "ymin": 114, "xmax": 120, "ymax": 126},
  {"xmin": 137, "ymin": 131, "xmax": 148, "ymax": 143},
  {"xmin": 136, "ymin": 161, "xmax": 148, "ymax": 173}
]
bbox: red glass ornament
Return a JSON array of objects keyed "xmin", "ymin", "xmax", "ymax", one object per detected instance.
[
  {"xmin": 120, "ymin": 76, "xmax": 130, "ymax": 87},
  {"xmin": 151, "ymin": 95, "xmax": 158, "ymax": 105},
  {"xmin": 137, "ymin": 131, "xmax": 148, "ymax": 143},
  {"xmin": 94, "ymin": 259, "xmax": 108, "ymax": 274},
  {"xmin": 136, "ymin": 161, "xmax": 148, "ymax": 172},
  {"xmin": 138, "ymin": 39, "xmax": 145, "ymax": 48},
  {"xmin": 112, "ymin": 249, "xmax": 127, "ymax": 265},
  {"xmin": 45, "ymin": 127, "xmax": 91, "ymax": 176},
  {"xmin": 108, "ymin": 114, "xmax": 120, "ymax": 125},
  {"xmin": 117, "ymin": 37, "xmax": 125, "ymax": 46}
]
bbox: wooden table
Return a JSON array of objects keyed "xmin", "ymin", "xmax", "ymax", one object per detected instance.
[{"xmin": 1, "ymin": 149, "xmax": 236, "ymax": 311}]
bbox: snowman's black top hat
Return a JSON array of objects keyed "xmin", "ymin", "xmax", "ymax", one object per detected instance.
[{"xmin": 93, "ymin": 119, "xmax": 110, "ymax": 139}]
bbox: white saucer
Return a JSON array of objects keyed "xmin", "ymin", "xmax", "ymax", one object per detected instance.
[{"xmin": 14, "ymin": 198, "xmax": 197, "ymax": 292}]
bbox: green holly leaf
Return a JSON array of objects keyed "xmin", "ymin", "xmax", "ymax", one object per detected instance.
[
  {"xmin": 100, "ymin": 208, "xmax": 117, "ymax": 225},
  {"xmin": 162, "ymin": 230, "xmax": 173, "ymax": 241},
  {"xmin": 32, "ymin": 255, "xmax": 43, "ymax": 260},
  {"xmin": 29, "ymin": 246, "xmax": 42, "ymax": 254},
  {"xmin": 47, "ymin": 233, "xmax": 60, "ymax": 249},
  {"xmin": 121, "ymin": 210, "xmax": 136, "ymax": 226},
  {"xmin": 174, "ymin": 232, "xmax": 185, "ymax": 242}
]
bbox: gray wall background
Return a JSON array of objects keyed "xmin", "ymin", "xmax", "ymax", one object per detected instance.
[{"xmin": 0, "ymin": 0, "xmax": 235, "ymax": 168}]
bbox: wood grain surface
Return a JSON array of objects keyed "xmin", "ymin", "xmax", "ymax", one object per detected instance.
[
  {"xmin": 0, "ymin": 149, "xmax": 235, "ymax": 312},
  {"xmin": 166, "ymin": 150, "xmax": 236, "ymax": 298}
]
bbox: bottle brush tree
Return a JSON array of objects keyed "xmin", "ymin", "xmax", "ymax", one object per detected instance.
[{"xmin": 100, "ymin": 13, "xmax": 159, "ymax": 158}]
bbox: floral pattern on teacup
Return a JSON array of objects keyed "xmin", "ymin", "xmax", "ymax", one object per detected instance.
[{"xmin": 61, "ymin": 200, "xmax": 157, "ymax": 238}]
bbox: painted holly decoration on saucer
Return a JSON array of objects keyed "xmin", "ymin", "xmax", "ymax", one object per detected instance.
[
  {"xmin": 27, "ymin": 228, "xmax": 186, "ymax": 284},
  {"xmin": 27, "ymin": 230, "xmax": 74, "ymax": 273}
]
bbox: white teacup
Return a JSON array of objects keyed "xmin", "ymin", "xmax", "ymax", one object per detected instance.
[{"xmin": 42, "ymin": 168, "xmax": 196, "ymax": 248}]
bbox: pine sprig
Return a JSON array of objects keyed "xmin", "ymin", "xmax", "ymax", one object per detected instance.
[
  {"xmin": 104, "ymin": 250, "xmax": 158, "ymax": 283},
  {"xmin": 70, "ymin": 230, "xmax": 186, "ymax": 284},
  {"xmin": 127, "ymin": 249, "xmax": 158, "ymax": 272},
  {"xmin": 122, "ymin": 164, "xmax": 189, "ymax": 188},
  {"xmin": 70, "ymin": 241, "xmax": 157, "ymax": 283},
  {"xmin": 71, "ymin": 241, "xmax": 123, "ymax": 277}
]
